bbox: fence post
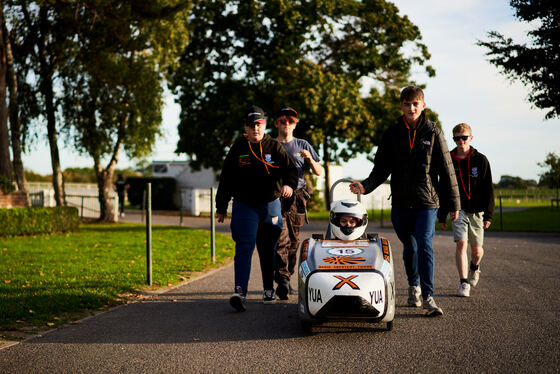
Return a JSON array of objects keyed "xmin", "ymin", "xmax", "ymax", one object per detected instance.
[
  {"xmin": 146, "ymin": 183, "xmax": 152, "ymax": 286},
  {"xmin": 210, "ymin": 187, "xmax": 216, "ymax": 264},
  {"xmin": 499, "ymin": 196, "xmax": 503, "ymax": 232},
  {"xmin": 81, "ymin": 196, "xmax": 84, "ymax": 218}
]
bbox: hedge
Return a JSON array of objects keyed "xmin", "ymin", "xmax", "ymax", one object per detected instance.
[{"xmin": 0, "ymin": 207, "xmax": 79, "ymax": 237}]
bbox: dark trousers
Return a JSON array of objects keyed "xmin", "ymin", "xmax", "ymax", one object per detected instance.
[
  {"xmin": 275, "ymin": 187, "xmax": 310, "ymax": 283},
  {"xmin": 230, "ymin": 199, "xmax": 283, "ymax": 294}
]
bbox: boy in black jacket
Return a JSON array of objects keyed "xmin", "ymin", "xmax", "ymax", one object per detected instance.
[
  {"xmin": 350, "ymin": 86, "xmax": 460, "ymax": 317},
  {"xmin": 438, "ymin": 123, "xmax": 494, "ymax": 297},
  {"xmin": 216, "ymin": 106, "xmax": 298, "ymax": 312}
]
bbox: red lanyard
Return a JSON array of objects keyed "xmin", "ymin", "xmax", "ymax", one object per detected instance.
[
  {"xmin": 452, "ymin": 149, "xmax": 472, "ymax": 200},
  {"xmin": 403, "ymin": 117, "xmax": 416, "ymax": 151}
]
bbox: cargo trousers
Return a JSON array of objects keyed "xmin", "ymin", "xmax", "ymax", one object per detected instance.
[{"xmin": 275, "ymin": 185, "xmax": 312, "ymax": 283}]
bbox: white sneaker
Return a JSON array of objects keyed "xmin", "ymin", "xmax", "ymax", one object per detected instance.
[
  {"xmin": 457, "ymin": 282, "xmax": 471, "ymax": 297},
  {"xmin": 407, "ymin": 285, "xmax": 422, "ymax": 307},
  {"xmin": 469, "ymin": 268, "xmax": 481, "ymax": 287}
]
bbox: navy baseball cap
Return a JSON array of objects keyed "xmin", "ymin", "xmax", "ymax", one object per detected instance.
[
  {"xmin": 245, "ymin": 106, "xmax": 266, "ymax": 125},
  {"xmin": 278, "ymin": 107, "xmax": 298, "ymax": 118}
]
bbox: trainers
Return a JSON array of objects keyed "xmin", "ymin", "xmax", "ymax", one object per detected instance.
[
  {"xmin": 407, "ymin": 285, "xmax": 422, "ymax": 307},
  {"xmin": 422, "ymin": 296, "xmax": 444, "ymax": 316},
  {"xmin": 229, "ymin": 286, "xmax": 246, "ymax": 312},
  {"xmin": 457, "ymin": 282, "xmax": 471, "ymax": 297},
  {"xmin": 276, "ymin": 279, "xmax": 289, "ymax": 300},
  {"xmin": 469, "ymin": 268, "xmax": 481, "ymax": 287},
  {"xmin": 263, "ymin": 289, "xmax": 277, "ymax": 304}
]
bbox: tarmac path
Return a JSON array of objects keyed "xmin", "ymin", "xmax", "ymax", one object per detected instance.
[{"xmin": 0, "ymin": 212, "xmax": 559, "ymax": 373}]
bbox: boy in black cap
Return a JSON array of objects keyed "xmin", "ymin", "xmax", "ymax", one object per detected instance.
[
  {"xmin": 216, "ymin": 105, "xmax": 298, "ymax": 312},
  {"xmin": 274, "ymin": 107, "xmax": 322, "ymax": 300}
]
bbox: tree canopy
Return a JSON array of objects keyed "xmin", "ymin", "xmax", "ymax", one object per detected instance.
[
  {"xmin": 538, "ymin": 152, "xmax": 560, "ymax": 195},
  {"xmin": 478, "ymin": 0, "xmax": 560, "ymax": 119},
  {"xmin": 170, "ymin": 0, "xmax": 435, "ymax": 174}
]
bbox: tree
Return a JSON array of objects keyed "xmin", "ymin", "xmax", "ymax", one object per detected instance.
[
  {"xmin": 477, "ymin": 1, "xmax": 560, "ymax": 119},
  {"xmin": 1, "ymin": 2, "xmax": 29, "ymax": 204},
  {"xmin": 3, "ymin": 2, "xmax": 74, "ymax": 206},
  {"xmin": 171, "ymin": 0, "xmax": 434, "ymax": 207},
  {"xmin": 0, "ymin": 1, "xmax": 10, "ymax": 182},
  {"xmin": 539, "ymin": 152, "xmax": 560, "ymax": 198},
  {"xmin": 59, "ymin": 1, "xmax": 189, "ymax": 221}
]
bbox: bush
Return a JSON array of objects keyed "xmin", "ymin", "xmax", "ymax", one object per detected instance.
[
  {"xmin": 0, "ymin": 175, "xmax": 15, "ymax": 194},
  {"xmin": 0, "ymin": 207, "xmax": 79, "ymax": 236},
  {"xmin": 126, "ymin": 177, "xmax": 177, "ymax": 210}
]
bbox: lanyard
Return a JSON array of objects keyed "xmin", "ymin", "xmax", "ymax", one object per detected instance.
[
  {"xmin": 247, "ymin": 140, "xmax": 279, "ymax": 174},
  {"xmin": 403, "ymin": 117, "xmax": 416, "ymax": 151},
  {"xmin": 452, "ymin": 148, "xmax": 472, "ymax": 200}
]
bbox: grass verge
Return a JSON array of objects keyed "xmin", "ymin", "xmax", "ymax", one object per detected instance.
[
  {"xmin": 0, "ymin": 223, "xmax": 234, "ymax": 341},
  {"xmin": 438, "ymin": 207, "xmax": 560, "ymax": 233}
]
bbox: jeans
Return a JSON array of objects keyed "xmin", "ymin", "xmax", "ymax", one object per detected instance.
[
  {"xmin": 230, "ymin": 199, "xmax": 283, "ymax": 295},
  {"xmin": 391, "ymin": 207, "xmax": 437, "ymax": 299}
]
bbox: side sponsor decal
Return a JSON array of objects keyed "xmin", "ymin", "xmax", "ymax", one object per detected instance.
[
  {"xmin": 323, "ymin": 256, "xmax": 366, "ymax": 265},
  {"xmin": 300, "ymin": 261, "xmax": 310, "ymax": 278},
  {"xmin": 309, "ymin": 287, "xmax": 323, "ymax": 303},
  {"xmin": 369, "ymin": 289, "xmax": 383, "ymax": 305},
  {"xmin": 381, "ymin": 239, "xmax": 390, "ymax": 262},
  {"xmin": 326, "ymin": 247, "xmax": 364, "ymax": 256},
  {"xmin": 332, "ymin": 275, "xmax": 359, "ymax": 290}
]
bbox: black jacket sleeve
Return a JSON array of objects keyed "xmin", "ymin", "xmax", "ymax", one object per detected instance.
[
  {"xmin": 277, "ymin": 141, "xmax": 298, "ymax": 191},
  {"xmin": 481, "ymin": 155, "xmax": 495, "ymax": 222},
  {"xmin": 434, "ymin": 130, "xmax": 460, "ymax": 222},
  {"xmin": 215, "ymin": 143, "xmax": 238, "ymax": 215}
]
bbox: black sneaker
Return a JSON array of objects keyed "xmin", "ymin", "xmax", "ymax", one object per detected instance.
[
  {"xmin": 276, "ymin": 280, "xmax": 289, "ymax": 300},
  {"xmin": 263, "ymin": 289, "xmax": 277, "ymax": 304},
  {"xmin": 230, "ymin": 286, "xmax": 246, "ymax": 312}
]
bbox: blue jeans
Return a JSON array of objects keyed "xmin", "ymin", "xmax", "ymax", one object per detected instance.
[
  {"xmin": 391, "ymin": 207, "xmax": 437, "ymax": 299},
  {"xmin": 230, "ymin": 199, "xmax": 283, "ymax": 295}
]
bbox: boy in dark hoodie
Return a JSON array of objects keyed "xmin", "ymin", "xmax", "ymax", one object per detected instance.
[{"xmin": 438, "ymin": 123, "xmax": 494, "ymax": 298}]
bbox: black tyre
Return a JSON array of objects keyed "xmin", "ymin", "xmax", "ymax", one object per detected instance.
[
  {"xmin": 386, "ymin": 321, "xmax": 393, "ymax": 331},
  {"xmin": 301, "ymin": 320, "xmax": 313, "ymax": 334}
]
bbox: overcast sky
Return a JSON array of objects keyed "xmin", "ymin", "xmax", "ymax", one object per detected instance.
[{"xmin": 22, "ymin": 0, "xmax": 560, "ymax": 183}]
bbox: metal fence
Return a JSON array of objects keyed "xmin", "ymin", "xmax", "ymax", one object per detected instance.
[{"xmin": 27, "ymin": 189, "xmax": 118, "ymax": 220}]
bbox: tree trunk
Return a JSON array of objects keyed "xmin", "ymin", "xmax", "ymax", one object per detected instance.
[
  {"xmin": 0, "ymin": 7, "xmax": 11, "ymax": 181},
  {"xmin": 94, "ymin": 115, "xmax": 125, "ymax": 222},
  {"xmin": 2, "ymin": 6, "xmax": 29, "ymax": 205},
  {"xmin": 38, "ymin": 6, "xmax": 65, "ymax": 206},
  {"xmin": 94, "ymin": 158, "xmax": 117, "ymax": 222},
  {"xmin": 323, "ymin": 138, "xmax": 331, "ymax": 210}
]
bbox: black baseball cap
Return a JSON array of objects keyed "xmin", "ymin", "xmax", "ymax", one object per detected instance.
[
  {"xmin": 245, "ymin": 106, "xmax": 266, "ymax": 125},
  {"xmin": 278, "ymin": 107, "xmax": 298, "ymax": 118}
]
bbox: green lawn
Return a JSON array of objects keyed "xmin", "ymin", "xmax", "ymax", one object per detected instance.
[
  {"xmin": 436, "ymin": 207, "xmax": 560, "ymax": 233},
  {"xmin": 0, "ymin": 223, "xmax": 234, "ymax": 336}
]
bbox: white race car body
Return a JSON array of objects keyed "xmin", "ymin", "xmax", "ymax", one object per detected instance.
[{"xmin": 298, "ymin": 234, "xmax": 395, "ymax": 331}]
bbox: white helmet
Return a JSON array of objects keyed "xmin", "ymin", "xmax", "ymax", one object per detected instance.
[{"xmin": 329, "ymin": 199, "xmax": 368, "ymax": 240}]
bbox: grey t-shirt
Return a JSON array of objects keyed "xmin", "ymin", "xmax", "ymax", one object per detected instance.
[{"xmin": 279, "ymin": 138, "xmax": 320, "ymax": 189}]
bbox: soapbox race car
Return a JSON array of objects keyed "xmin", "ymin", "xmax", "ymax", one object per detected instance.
[{"xmin": 297, "ymin": 178, "xmax": 395, "ymax": 333}]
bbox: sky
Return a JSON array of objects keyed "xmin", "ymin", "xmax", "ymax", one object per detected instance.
[{"xmin": 21, "ymin": 0, "xmax": 560, "ymax": 184}]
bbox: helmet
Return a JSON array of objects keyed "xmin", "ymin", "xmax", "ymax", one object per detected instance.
[{"xmin": 329, "ymin": 199, "xmax": 368, "ymax": 240}]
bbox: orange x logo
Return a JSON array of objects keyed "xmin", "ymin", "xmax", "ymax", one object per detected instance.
[{"xmin": 332, "ymin": 275, "xmax": 359, "ymax": 290}]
